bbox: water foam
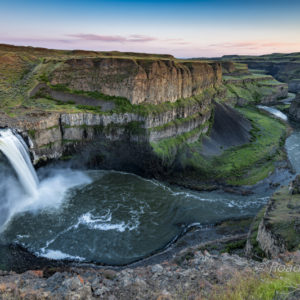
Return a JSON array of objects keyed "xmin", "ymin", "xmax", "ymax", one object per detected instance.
[
  {"xmin": 77, "ymin": 211, "xmax": 139, "ymax": 232},
  {"xmin": 0, "ymin": 129, "xmax": 91, "ymax": 230},
  {"xmin": 40, "ymin": 249, "xmax": 85, "ymax": 261},
  {"xmin": 257, "ymin": 105, "xmax": 288, "ymax": 121}
]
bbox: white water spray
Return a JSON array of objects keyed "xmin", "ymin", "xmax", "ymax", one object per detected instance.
[
  {"xmin": 257, "ymin": 105, "xmax": 288, "ymax": 121},
  {"xmin": 0, "ymin": 128, "xmax": 91, "ymax": 230},
  {"xmin": 0, "ymin": 129, "xmax": 38, "ymax": 196}
]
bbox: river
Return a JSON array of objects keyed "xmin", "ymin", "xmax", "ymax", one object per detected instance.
[{"xmin": 0, "ymin": 104, "xmax": 299, "ymax": 267}]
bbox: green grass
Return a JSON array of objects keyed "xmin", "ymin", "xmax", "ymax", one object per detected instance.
[
  {"xmin": 223, "ymin": 74, "xmax": 272, "ymax": 81},
  {"xmin": 150, "ymin": 111, "xmax": 210, "ymax": 132},
  {"xmin": 222, "ymin": 78, "xmax": 286, "ymax": 105},
  {"xmin": 261, "ymin": 79, "xmax": 284, "ymax": 86},
  {"xmin": 0, "ymin": 44, "xmax": 203, "ymax": 113},
  {"xmin": 39, "ymin": 85, "xmax": 216, "ymax": 117},
  {"xmin": 158, "ymin": 107, "xmax": 287, "ymax": 186},
  {"xmin": 211, "ymin": 271, "xmax": 300, "ymax": 300},
  {"xmin": 226, "ymin": 82, "xmax": 260, "ymax": 103},
  {"xmin": 274, "ymin": 103, "xmax": 290, "ymax": 113},
  {"xmin": 265, "ymin": 187, "xmax": 300, "ymax": 252},
  {"xmin": 247, "ymin": 207, "xmax": 267, "ymax": 260},
  {"xmin": 221, "ymin": 239, "xmax": 247, "ymax": 254},
  {"xmin": 233, "ymin": 62, "xmax": 249, "ymax": 73},
  {"xmin": 150, "ymin": 122, "xmax": 209, "ymax": 166}
]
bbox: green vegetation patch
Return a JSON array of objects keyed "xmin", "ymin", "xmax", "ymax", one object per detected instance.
[
  {"xmin": 211, "ymin": 270, "xmax": 300, "ymax": 300},
  {"xmin": 150, "ymin": 111, "xmax": 210, "ymax": 132},
  {"xmin": 223, "ymin": 73, "xmax": 272, "ymax": 81},
  {"xmin": 266, "ymin": 187, "xmax": 300, "ymax": 251},
  {"xmin": 221, "ymin": 239, "xmax": 247, "ymax": 254},
  {"xmin": 223, "ymin": 80, "xmax": 282, "ymax": 105},
  {"xmin": 247, "ymin": 207, "xmax": 267, "ymax": 260},
  {"xmin": 174, "ymin": 107, "xmax": 286, "ymax": 186},
  {"xmin": 34, "ymin": 85, "xmax": 216, "ymax": 117},
  {"xmin": 274, "ymin": 103, "xmax": 290, "ymax": 113},
  {"xmin": 150, "ymin": 122, "xmax": 209, "ymax": 166}
]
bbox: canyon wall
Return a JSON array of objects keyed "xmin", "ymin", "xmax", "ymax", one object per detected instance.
[
  {"xmin": 289, "ymin": 94, "xmax": 300, "ymax": 121},
  {"xmin": 0, "ymin": 93, "xmax": 212, "ymax": 165},
  {"xmin": 226, "ymin": 58, "xmax": 300, "ymax": 93},
  {"xmin": 9, "ymin": 57, "xmax": 218, "ymax": 165},
  {"xmin": 0, "ymin": 44, "xmax": 292, "ymax": 188},
  {"xmin": 49, "ymin": 58, "xmax": 222, "ymax": 104},
  {"xmin": 255, "ymin": 181, "xmax": 300, "ymax": 258}
]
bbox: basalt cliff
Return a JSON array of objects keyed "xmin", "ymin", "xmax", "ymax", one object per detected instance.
[
  {"xmin": 220, "ymin": 52, "xmax": 300, "ymax": 93},
  {"xmin": 1, "ymin": 44, "xmax": 300, "ymax": 300},
  {"xmin": 0, "ymin": 44, "xmax": 289, "ymax": 188},
  {"xmin": 49, "ymin": 58, "xmax": 222, "ymax": 105}
]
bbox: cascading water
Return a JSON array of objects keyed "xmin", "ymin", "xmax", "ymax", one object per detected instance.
[
  {"xmin": 0, "ymin": 109, "xmax": 297, "ymax": 267},
  {"xmin": 0, "ymin": 128, "xmax": 91, "ymax": 231},
  {"xmin": 257, "ymin": 105, "xmax": 288, "ymax": 121},
  {"xmin": 0, "ymin": 129, "xmax": 39, "ymax": 197}
]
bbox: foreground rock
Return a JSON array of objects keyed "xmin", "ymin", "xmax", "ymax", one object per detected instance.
[
  {"xmin": 2, "ymin": 238, "xmax": 300, "ymax": 300},
  {"xmin": 224, "ymin": 53, "xmax": 300, "ymax": 93},
  {"xmin": 289, "ymin": 94, "xmax": 300, "ymax": 121},
  {"xmin": 0, "ymin": 245, "xmax": 284, "ymax": 299},
  {"xmin": 248, "ymin": 176, "xmax": 300, "ymax": 259}
]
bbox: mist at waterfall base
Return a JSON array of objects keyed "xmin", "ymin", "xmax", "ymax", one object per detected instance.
[
  {"xmin": 0, "ymin": 129, "xmax": 91, "ymax": 230},
  {"xmin": 0, "ymin": 120, "xmax": 298, "ymax": 266}
]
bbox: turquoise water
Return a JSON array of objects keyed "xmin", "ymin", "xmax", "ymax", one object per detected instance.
[
  {"xmin": 0, "ymin": 169, "xmax": 272, "ymax": 265},
  {"xmin": 0, "ymin": 106, "xmax": 299, "ymax": 265}
]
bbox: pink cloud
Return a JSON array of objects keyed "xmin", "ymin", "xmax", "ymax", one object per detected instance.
[
  {"xmin": 209, "ymin": 41, "xmax": 300, "ymax": 50},
  {"xmin": 0, "ymin": 35, "xmax": 298, "ymax": 58},
  {"xmin": 128, "ymin": 34, "xmax": 157, "ymax": 42},
  {"xmin": 67, "ymin": 33, "xmax": 157, "ymax": 43},
  {"xmin": 67, "ymin": 33, "xmax": 189, "ymax": 45}
]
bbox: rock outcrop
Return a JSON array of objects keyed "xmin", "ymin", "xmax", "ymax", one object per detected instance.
[
  {"xmin": 0, "ymin": 89, "xmax": 213, "ymax": 166},
  {"xmin": 201, "ymin": 101, "xmax": 252, "ymax": 156},
  {"xmin": 0, "ymin": 44, "xmax": 289, "ymax": 187},
  {"xmin": 289, "ymin": 94, "xmax": 300, "ymax": 121},
  {"xmin": 220, "ymin": 61, "xmax": 236, "ymax": 74},
  {"xmin": 226, "ymin": 56, "xmax": 300, "ymax": 93},
  {"xmin": 290, "ymin": 174, "xmax": 300, "ymax": 194},
  {"xmin": 256, "ymin": 184, "xmax": 300, "ymax": 258},
  {"xmin": 49, "ymin": 58, "xmax": 222, "ymax": 104},
  {"xmin": 0, "ymin": 239, "xmax": 275, "ymax": 300},
  {"xmin": 1, "ymin": 237, "xmax": 300, "ymax": 300},
  {"xmin": 223, "ymin": 75, "xmax": 288, "ymax": 106}
]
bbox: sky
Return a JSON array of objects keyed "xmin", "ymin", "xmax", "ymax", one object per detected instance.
[{"xmin": 1, "ymin": 0, "xmax": 300, "ymax": 57}]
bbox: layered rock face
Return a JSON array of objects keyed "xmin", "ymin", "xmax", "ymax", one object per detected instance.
[
  {"xmin": 0, "ymin": 87, "xmax": 213, "ymax": 166},
  {"xmin": 289, "ymin": 94, "xmax": 300, "ymax": 121},
  {"xmin": 220, "ymin": 61, "xmax": 236, "ymax": 74},
  {"xmin": 223, "ymin": 75, "xmax": 288, "ymax": 106},
  {"xmin": 235, "ymin": 60, "xmax": 300, "ymax": 93},
  {"xmin": 255, "ymin": 184, "xmax": 300, "ymax": 258},
  {"xmin": 50, "ymin": 58, "xmax": 222, "ymax": 104}
]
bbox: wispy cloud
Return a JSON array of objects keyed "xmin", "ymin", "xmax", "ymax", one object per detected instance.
[
  {"xmin": 67, "ymin": 33, "xmax": 189, "ymax": 45},
  {"xmin": 209, "ymin": 41, "xmax": 300, "ymax": 50},
  {"xmin": 0, "ymin": 37, "xmax": 73, "ymax": 44},
  {"xmin": 165, "ymin": 38, "xmax": 190, "ymax": 45},
  {"xmin": 67, "ymin": 33, "xmax": 158, "ymax": 43}
]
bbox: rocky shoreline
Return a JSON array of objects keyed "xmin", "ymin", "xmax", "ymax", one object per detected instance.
[
  {"xmin": 1, "ymin": 45, "xmax": 300, "ymax": 299},
  {"xmin": 1, "ymin": 233, "xmax": 300, "ymax": 299}
]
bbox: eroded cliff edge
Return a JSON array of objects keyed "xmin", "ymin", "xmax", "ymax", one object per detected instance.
[
  {"xmin": 48, "ymin": 58, "xmax": 222, "ymax": 104},
  {"xmin": 0, "ymin": 44, "xmax": 289, "ymax": 188}
]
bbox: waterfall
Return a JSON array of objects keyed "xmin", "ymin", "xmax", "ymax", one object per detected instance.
[
  {"xmin": 0, "ymin": 128, "xmax": 39, "ymax": 197},
  {"xmin": 0, "ymin": 128, "xmax": 91, "ymax": 231},
  {"xmin": 257, "ymin": 105, "xmax": 288, "ymax": 121}
]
